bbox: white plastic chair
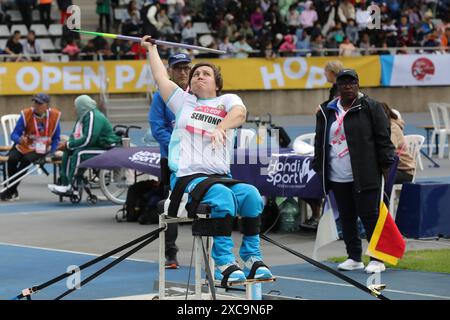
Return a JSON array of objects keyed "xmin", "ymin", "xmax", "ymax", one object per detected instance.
[
  {"xmin": 293, "ymin": 133, "xmax": 315, "ymax": 155},
  {"xmin": 428, "ymin": 102, "xmax": 448, "ymax": 159},
  {"xmin": 237, "ymin": 128, "xmax": 256, "ymax": 149},
  {"xmin": 1, "ymin": 114, "xmax": 20, "ymax": 147},
  {"xmin": 438, "ymin": 103, "xmax": 450, "ymax": 159},
  {"xmin": 390, "ymin": 134, "xmax": 425, "ymax": 218}
]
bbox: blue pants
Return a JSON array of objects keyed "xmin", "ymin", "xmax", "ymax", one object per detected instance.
[{"xmin": 171, "ymin": 175, "xmax": 264, "ymax": 266}]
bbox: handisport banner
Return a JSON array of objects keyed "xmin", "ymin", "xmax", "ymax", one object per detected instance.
[
  {"xmin": 0, "ymin": 56, "xmax": 380, "ymax": 95},
  {"xmin": 380, "ymin": 54, "xmax": 450, "ymax": 86}
]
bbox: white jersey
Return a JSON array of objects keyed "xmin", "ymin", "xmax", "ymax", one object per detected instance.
[{"xmin": 166, "ymin": 88, "xmax": 245, "ymax": 177}]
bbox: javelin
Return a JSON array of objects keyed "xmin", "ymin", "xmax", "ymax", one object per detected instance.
[{"xmin": 71, "ymin": 29, "xmax": 225, "ymax": 54}]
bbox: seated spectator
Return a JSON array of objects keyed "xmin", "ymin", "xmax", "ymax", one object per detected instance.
[
  {"xmin": 423, "ymin": 31, "xmax": 440, "ymax": 53},
  {"xmin": 279, "ymin": 34, "xmax": 296, "ymax": 56},
  {"xmin": 381, "ymin": 103, "xmax": 415, "ymax": 184},
  {"xmin": 181, "ymin": 20, "xmax": 197, "ymax": 45},
  {"xmin": 398, "ymin": 15, "xmax": 414, "ymax": 46},
  {"xmin": 299, "ymin": 1, "xmax": 318, "ymax": 31},
  {"xmin": 358, "ymin": 33, "xmax": 375, "ymax": 55},
  {"xmin": 218, "ymin": 36, "xmax": 235, "ymax": 59},
  {"xmin": 93, "ymin": 35, "xmax": 112, "ymax": 57},
  {"xmin": 416, "ymin": 11, "xmax": 435, "ymax": 42},
  {"xmin": 62, "ymin": 39, "xmax": 81, "ymax": 60},
  {"xmin": 339, "ymin": 36, "xmax": 356, "ymax": 56},
  {"xmin": 295, "ymin": 29, "xmax": 311, "ymax": 57},
  {"xmin": 239, "ymin": 21, "xmax": 255, "ymax": 46},
  {"xmin": 22, "ymin": 30, "xmax": 43, "ymax": 61},
  {"xmin": 48, "ymin": 95, "xmax": 121, "ymax": 194},
  {"xmin": 383, "ymin": 18, "xmax": 399, "ymax": 47},
  {"xmin": 338, "ymin": 0, "xmax": 356, "ymax": 25},
  {"xmin": 5, "ymin": 31, "xmax": 26, "ymax": 62},
  {"xmin": 355, "ymin": 2, "xmax": 370, "ymax": 30},
  {"xmin": 261, "ymin": 40, "xmax": 277, "ymax": 59},
  {"xmin": 121, "ymin": 0, "xmax": 140, "ymax": 23},
  {"xmin": 130, "ymin": 41, "xmax": 147, "ymax": 60},
  {"xmin": 111, "ymin": 39, "xmax": 133, "ymax": 60},
  {"xmin": 377, "ymin": 41, "xmax": 391, "ymax": 55},
  {"xmin": 250, "ymin": 6, "xmax": 264, "ymax": 36},
  {"xmin": 232, "ymin": 35, "xmax": 253, "ymax": 58},
  {"xmin": 121, "ymin": 10, "xmax": 141, "ymax": 36},
  {"xmin": 345, "ymin": 18, "xmax": 359, "ymax": 45},
  {"xmin": 157, "ymin": 8, "xmax": 175, "ymax": 36},
  {"xmin": 81, "ymin": 39, "xmax": 97, "ymax": 60},
  {"xmin": 310, "ymin": 34, "xmax": 325, "ymax": 56},
  {"xmin": 286, "ymin": 3, "xmax": 300, "ymax": 34}
]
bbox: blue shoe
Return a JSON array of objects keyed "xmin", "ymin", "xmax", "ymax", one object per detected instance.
[
  {"xmin": 214, "ymin": 262, "xmax": 246, "ymax": 285},
  {"xmin": 243, "ymin": 256, "xmax": 273, "ymax": 280}
]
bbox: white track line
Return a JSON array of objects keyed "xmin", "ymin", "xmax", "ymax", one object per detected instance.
[
  {"xmin": 275, "ymin": 275, "xmax": 450, "ymax": 300},
  {"xmin": 0, "ymin": 242, "xmax": 157, "ymax": 263}
]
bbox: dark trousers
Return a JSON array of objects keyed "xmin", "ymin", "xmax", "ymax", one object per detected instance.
[
  {"xmin": 39, "ymin": 3, "xmax": 52, "ymax": 27},
  {"xmin": 18, "ymin": 7, "xmax": 33, "ymax": 29},
  {"xmin": 330, "ymin": 181, "xmax": 381, "ymax": 262},
  {"xmin": 6, "ymin": 148, "xmax": 43, "ymax": 193},
  {"xmin": 99, "ymin": 14, "xmax": 110, "ymax": 33}
]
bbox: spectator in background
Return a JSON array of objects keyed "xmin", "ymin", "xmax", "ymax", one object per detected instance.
[
  {"xmin": 250, "ymin": 6, "xmax": 264, "ymax": 36},
  {"xmin": 262, "ymin": 40, "xmax": 277, "ymax": 59},
  {"xmin": 423, "ymin": 31, "xmax": 440, "ymax": 53},
  {"xmin": 239, "ymin": 21, "xmax": 255, "ymax": 46},
  {"xmin": 286, "ymin": 3, "xmax": 300, "ymax": 34},
  {"xmin": 130, "ymin": 40, "xmax": 147, "ymax": 59},
  {"xmin": 157, "ymin": 7, "xmax": 175, "ymax": 37},
  {"xmin": 62, "ymin": 38, "xmax": 81, "ymax": 60},
  {"xmin": 327, "ymin": 22, "xmax": 345, "ymax": 54},
  {"xmin": 358, "ymin": 32, "xmax": 375, "ymax": 55},
  {"xmin": 338, "ymin": 0, "xmax": 355, "ymax": 25},
  {"xmin": 141, "ymin": 0, "xmax": 160, "ymax": 38},
  {"xmin": 5, "ymin": 30, "xmax": 25, "ymax": 61},
  {"xmin": 93, "ymin": 35, "xmax": 111, "ymax": 57},
  {"xmin": 339, "ymin": 36, "xmax": 356, "ymax": 56},
  {"xmin": 121, "ymin": 0, "xmax": 140, "ymax": 22},
  {"xmin": 233, "ymin": 35, "xmax": 253, "ymax": 58},
  {"xmin": 299, "ymin": 1, "xmax": 318, "ymax": 32},
  {"xmin": 345, "ymin": 18, "xmax": 359, "ymax": 45},
  {"xmin": 295, "ymin": 28, "xmax": 311, "ymax": 57},
  {"xmin": 121, "ymin": 9, "xmax": 141, "ymax": 36},
  {"xmin": 321, "ymin": 0, "xmax": 338, "ymax": 36},
  {"xmin": 355, "ymin": 2, "xmax": 370, "ymax": 30},
  {"xmin": 398, "ymin": 15, "xmax": 414, "ymax": 46},
  {"xmin": 218, "ymin": 36, "xmax": 235, "ymax": 59},
  {"xmin": 110, "ymin": 39, "xmax": 129, "ymax": 59},
  {"xmin": 81, "ymin": 39, "xmax": 96, "ymax": 60},
  {"xmin": 416, "ymin": 11, "xmax": 434, "ymax": 42},
  {"xmin": 22, "ymin": 30, "xmax": 43, "ymax": 61},
  {"xmin": 57, "ymin": 0, "xmax": 73, "ymax": 24},
  {"xmin": 181, "ymin": 20, "xmax": 197, "ymax": 45},
  {"xmin": 279, "ymin": 34, "xmax": 296, "ymax": 56},
  {"xmin": 15, "ymin": 0, "xmax": 34, "ymax": 29},
  {"xmin": 383, "ymin": 18, "xmax": 399, "ymax": 47},
  {"xmin": 311, "ymin": 33, "xmax": 325, "ymax": 56},
  {"xmin": 38, "ymin": 0, "xmax": 53, "ymax": 28}
]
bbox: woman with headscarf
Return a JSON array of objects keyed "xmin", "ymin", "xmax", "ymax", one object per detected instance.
[{"xmin": 48, "ymin": 95, "xmax": 121, "ymax": 194}]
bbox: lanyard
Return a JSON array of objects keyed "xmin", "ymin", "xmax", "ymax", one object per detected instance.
[
  {"xmin": 334, "ymin": 99, "xmax": 356, "ymax": 135},
  {"xmin": 33, "ymin": 110, "xmax": 49, "ymax": 138}
]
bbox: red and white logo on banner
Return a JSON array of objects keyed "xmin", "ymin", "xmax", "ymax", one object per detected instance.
[{"xmin": 411, "ymin": 57, "xmax": 435, "ymax": 81}]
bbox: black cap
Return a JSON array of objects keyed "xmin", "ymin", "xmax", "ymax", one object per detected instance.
[
  {"xmin": 31, "ymin": 93, "xmax": 50, "ymax": 104},
  {"xmin": 336, "ymin": 69, "xmax": 359, "ymax": 81},
  {"xmin": 168, "ymin": 53, "xmax": 191, "ymax": 67}
]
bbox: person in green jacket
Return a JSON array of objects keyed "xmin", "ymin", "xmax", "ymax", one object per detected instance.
[{"xmin": 48, "ymin": 95, "xmax": 121, "ymax": 194}]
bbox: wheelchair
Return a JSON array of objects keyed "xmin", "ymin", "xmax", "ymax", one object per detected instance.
[{"xmin": 51, "ymin": 125, "xmax": 141, "ymax": 205}]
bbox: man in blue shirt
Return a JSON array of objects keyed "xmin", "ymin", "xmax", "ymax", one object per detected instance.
[{"xmin": 149, "ymin": 52, "xmax": 191, "ymax": 269}]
